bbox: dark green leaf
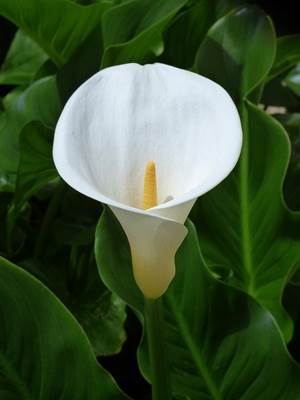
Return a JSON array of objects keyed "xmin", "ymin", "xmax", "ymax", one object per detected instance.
[
  {"xmin": 101, "ymin": 0, "xmax": 189, "ymax": 67},
  {"xmin": 22, "ymin": 249, "xmax": 127, "ymax": 357},
  {"xmin": 160, "ymin": 0, "xmax": 213, "ymax": 68},
  {"xmin": 213, "ymin": 0, "xmax": 245, "ymax": 18},
  {"xmin": 195, "ymin": 5, "xmax": 276, "ymax": 99},
  {"xmin": 0, "ymin": 0, "xmax": 111, "ymax": 66},
  {"xmin": 95, "ymin": 209, "xmax": 300, "ymax": 399},
  {"xmin": 160, "ymin": 0, "xmax": 245, "ymax": 69},
  {"xmin": 192, "ymin": 102, "xmax": 300, "ymax": 340},
  {"xmin": 270, "ymin": 35, "xmax": 300, "ymax": 80},
  {"xmin": 0, "ymin": 76, "xmax": 60, "ymax": 189},
  {"xmin": 276, "ymin": 113, "xmax": 300, "ymax": 211},
  {"xmin": 57, "ymin": 27, "xmax": 104, "ymax": 105},
  {"xmin": 0, "ymin": 256, "xmax": 129, "ymax": 399},
  {"xmin": 13, "ymin": 122, "xmax": 58, "ymax": 213},
  {"xmin": 26, "ymin": 186, "xmax": 127, "ymax": 357},
  {"xmin": 0, "ymin": 30, "xmax": 48, "ymax": 85}
]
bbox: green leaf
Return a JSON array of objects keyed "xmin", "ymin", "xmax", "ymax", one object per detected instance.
[
  {"xmin": 57, "ymin": 26, "xmax": 104, "ymax": 105},
  {"xmin": 270, "ymin": 35, "xmax": 300, "ymax": 81},
  {"xmin": 22, "ymin": 250, "xmax": 127, "ymax": 357},
  {"xmin": 195, "ymin": 5, "xmax": 276, "ymax": 99},
  {"xmin": 101, "ymin": 0, "xmax": 189, "ymax": 67},
  {"xmin": 68, "ymin": 254, "xmax": 127, "ymax": 356},
  {"xmin": 0, "ymin": 193, "xmax": 12, "ymax": 255},
  {"xmin": 213, "ymin": 0, "xmax": 245, "ymax": 18},
  {"xmin": 276, "ymin": 113, "xmax": 300, "ymax": 211},
  {"xmin": 0, "ymin": 256, "xmax": 129, "ymax": 399},
  {"xmin": 0, "ymin": 76, "xmax": 60, "ymax": 188},
  {"xmin": 51, "ymin": 188, "xmax": 101, "ymax": 247},
  {"xmin": 193, "ymin": 4, "xmax": 296, "ymax": 337},
  {"xmin": 160, "ymin": 0, "xmax": 245, "ymax": 69},
  {"xmin": 0, "ymin": 0, "xmax": 111, "ymax": 66},
  {"xmin": 191, "ymin": 101, "xmax": 300, "ymax": 340},
  {"xmin": 160, "ymin": 0, "xmax": 213, "ymax": 68},
  {"xmin": 0, "ymin": 112, "xmax": 16, "ymax": 192},
  {"xmin": 0, "ymin": 30, "xmax": 48, "ymax": 85},
  {"xmin": 95, "ymin": 209, "xmax": 300, "ymax": 399},
  {"xmin": 24, "ymin": 186, "xmax": 127, "ymax": 357},
  {"xmin": 13, "ymin": 122, "xmax": 58, "ymax": 213}
]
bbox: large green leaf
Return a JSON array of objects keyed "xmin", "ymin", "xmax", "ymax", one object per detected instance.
[
  {"xmin": 191, "ymin": 102, "xmax": 300, "ymax": 340},
  {"xmin": 269, "ymin": 35, "xmax": 300, "ymax": 81},
  {"xmin": 95, "ymin": 209, "xmax": 300, "ymax": 399},
  {"xmin": 0, "ymin": 0, "xmax": 111, "ymax": 66},
  {"xmin": 0, "ymin": 30, "xmax": 48, "ymax": 85},
  {"xmin": 101, "ymin": 0, "xmax": 189, "ymax": 67},
  {"xmin": 195, "ymin": 5, "xmax": 276, "ymax": 99},
  {"xmin": 0, "ymin": 256, "xmax": 129, "ymax": 399}
]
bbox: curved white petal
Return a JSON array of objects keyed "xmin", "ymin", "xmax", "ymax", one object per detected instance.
[
  {"xmin": 53, "ymin": 63, "xmax": 243, "ymax": 298},
  {"xmin": 111, "ymin": 206, "xmax": 187, "ymax": 298},
  {"xmin": 53, "ymin": 63, "xmax": 242, "ymax": 223}
]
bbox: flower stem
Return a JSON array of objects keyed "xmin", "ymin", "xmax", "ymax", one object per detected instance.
[{"xmin": 144, "ymin": 298, "xmax": 171, "ymax": 400}]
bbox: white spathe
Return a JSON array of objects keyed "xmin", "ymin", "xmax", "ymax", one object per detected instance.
[{"xmin": 53, "ymin": 63, "xmax": 242, "ymax": 299}]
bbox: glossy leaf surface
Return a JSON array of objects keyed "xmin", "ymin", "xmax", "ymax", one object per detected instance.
[
  {"xmin": 95, "ymin": 209, "xmax": 300, "ymax": 399},
  {"xmin": 192, "ymin": 102, "xmax": 300, "ymax": 339},
  {"xmin": 0, "ymin": 30, "xmax": 48, "ymax": 85},
  {"xmin": 101, "ymin": 0, "xmax": 188, "ymax": 67},
  {"xmin": 0, "ymin": 0, "xmax": 111, "ymax": 66},
  {"xmin": 0, "ymin": 76, "xmax": 60, "ymax": 189},
  {"xmin": 195, "ymin": 5, "xmax": 276, "ymax": 99}
]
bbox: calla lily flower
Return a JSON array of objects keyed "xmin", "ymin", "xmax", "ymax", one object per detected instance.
[{"xmin": 53, "ymin": 63, "xmax": 242, "ymax": 299}]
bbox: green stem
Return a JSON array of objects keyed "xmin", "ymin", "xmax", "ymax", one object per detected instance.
[
  {"xmin": 34, "ymin": 180, "xmax": 65, "ymax": 260},
  {"xmin": 144, "ymin": 298, "xmax": 171, "ymax": 400}
]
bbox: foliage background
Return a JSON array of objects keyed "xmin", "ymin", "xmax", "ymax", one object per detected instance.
[{"xmin": 0, "ymin": 0, "xmax": 300, "ymax": 399}]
